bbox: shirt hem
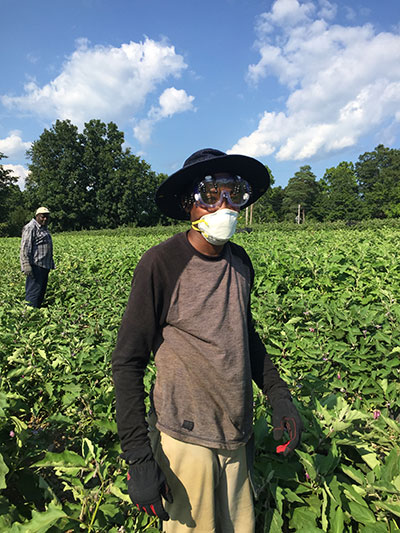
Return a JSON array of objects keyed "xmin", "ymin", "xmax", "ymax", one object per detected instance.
[{"xmin": 156, "ymin": 420, "xmax": 252, "ymax": 450}]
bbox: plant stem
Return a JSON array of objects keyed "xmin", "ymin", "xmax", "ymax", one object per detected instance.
[{"xmin": 88, "ymin": 484, "xmax": 105, "ymax": 532}]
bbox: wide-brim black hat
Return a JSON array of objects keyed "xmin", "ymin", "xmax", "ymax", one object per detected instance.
[{"xmin": 155, "ymin": 148, "xmax": 270, "ymax": 220}]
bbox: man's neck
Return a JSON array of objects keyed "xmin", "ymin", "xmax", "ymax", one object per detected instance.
[{"xmin": 187, "ymin": 228, "xmax": 224, "ymax": 257}]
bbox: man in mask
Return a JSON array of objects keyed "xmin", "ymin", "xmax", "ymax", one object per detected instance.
[
  {"xmin": 20, "ymin": 206, "xmax": 55, "ymax": 308},
  {"xmin": 112, "ymin": 149, "xmax": 303, "ymax": 532}
]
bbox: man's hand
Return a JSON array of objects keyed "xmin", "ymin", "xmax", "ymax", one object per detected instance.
[
  {"xmin": 272, "ymin": 399, "xmax": 303, "ymax": 456},
  {"xmin": 22, "ymin": 265, "xmax": 33, "ymax": 277},
  {"xmin": 127, "ymin": 458, "xmax": 173, "ymax": 521}
]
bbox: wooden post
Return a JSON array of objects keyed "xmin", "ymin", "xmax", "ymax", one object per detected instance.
[
  {"xmin": 250, "ymin": 204, "xmax": 253, "ymax": 226},
  {"xmin": 245, "ymin": 206, "xmax": 248, "ymax": 225},
  {"xmin": 297, "ymin": 204, "xmax": 301, "ymax": 224}
]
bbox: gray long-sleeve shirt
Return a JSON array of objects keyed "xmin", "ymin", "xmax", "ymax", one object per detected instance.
[
  {"xmin": 112, "ymin": 231, "xmax": 290, "ymax": 453},
  {"xmin": 20, "ymin": 218, "xmax": 55, "ymax": 271}
]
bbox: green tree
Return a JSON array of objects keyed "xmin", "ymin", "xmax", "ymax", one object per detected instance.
[
  {"xmin": 355, "ymin": 144, "xmax": 400, "ymax": 218},
  {"xmin": 318, "ymin": 162, "xmax": 362, "ymax": 221},
  {"xmin": 26, "ymin": 120, "xmax": 87, "ymax": 231},
  {"xmin": 4, "ymin": 186, "xmax": 31, "ymax": 236},
  {"xmin": 26, "ymin": 119, "xmax": 165, "ymax": 231},
  {"xmin": 82, "ymin": 119, "xmax": 164, "ymax": 228},
  {"xmin": 0, "ymin": 152, "xmax": 17, "ymax": 221},
  {"xmin": 252, "ymin": 170, "xmax": 285, "ymax": 222},
  {"xmin": 0, "ymin": 153, "xmax": 28, "ymax": 236},
  {"xmin": 82, "ymin": 119, "xmax": 125, "ymax": 228},
  {"xmin": 117, "ymin": 161, "xmax": 165, "ymax": 227},
  {"xmin": 282, "ymin": 165, "xmax": 320, "ymax": 222}
]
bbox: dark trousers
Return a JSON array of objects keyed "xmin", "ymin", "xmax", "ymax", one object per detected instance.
[{"xmin": 25, "ymin": 265, "xmax": 50, "ymax": 308}]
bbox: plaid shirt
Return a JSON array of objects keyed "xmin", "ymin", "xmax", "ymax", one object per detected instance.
[{"xmin": 20, "ymin": 218, "xmax": 55, "ymax": 271}]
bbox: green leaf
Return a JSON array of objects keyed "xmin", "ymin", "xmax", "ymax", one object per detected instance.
[
  {"xmin": 381, "ymin": 415, "xmax": 400, "ymax": 434},
  {"xmin": 358, "ymin": 447, "xmax": 380, "ymax": 470},
  {"xmin": 37, "ymin": 349, "xmax": 47, "ymax": 359},
  {"xmin": 9, "ymin": 501, "xmax": 66, "ymax": 532},
  {"xmin": 341, "ymin": 464, "xmax": 365, "ymax": 485},
  {"xmin": 273, "ymin": 485, "xmax": 285, "ymax": 514},
  {"xmin": 10, "ymin": 416, "xmax": 27, "ymax": 432},
  {"xmin": 392, "ymin": 474, "xmax": 400, "ymax": 492},
  {"xmin": 344, "ymin": 484, "xmax": 367, "ymax": 505},
  {"xmin": 283, "ymin": 487, "xmax": 304, "ymax": 504},
  {"xmin": 360, "ymin": 523, "xmax": 387, "ymax": 533},
  {"xmin": 374, "ymin": 501, "xmax": 400, "ymax": 518},
  {"xmin": 265, "ymin": 509, "xmax": 284, "ymax": 533},
  {"xmin": 347, "ymin": 501, "xmax": 376, "ymax": 524},
  {"xmin": 34, "ymin": 450, "xmax": 86, "ymax": 469},
  {"xmin": 82, "ymin": 437, "xmax": 96, "ymax": 461},
  {"xmin": 321, "ymin": 487, "xmax": 328, "ymax": 531},
  {"xmin": 109, "ymin": 483, "xmax": 130, "ymax": 503},
  {"xmin": 290, "ymin": 507, "xmax": 320, "ymax": 531},
  {"xmin": 296, "ymin": 450, "xmax": 317, "ymax": 480},
  {"xmin": 315, "ymin": 445, "xmax": 339, "ymax": 476},
  {"xmin": 44, "ymin": 382, "xmax": 54, "ymax": 397},
  {"xmin": 330, "ymin": 505, "xmax": 344, "ymax": 533},
  {"xmin": 253, "ymin": 414, "xmax": 269, "ymax": 448},
  {"xmin": 0, "ymin": 453, "xmax": 9, "ymax": 490},
  {"xmin": 381, "ymin": 446, "xmax": 400, "ymax": 483}
]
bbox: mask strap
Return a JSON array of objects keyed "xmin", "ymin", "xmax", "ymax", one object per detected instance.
[{"xmin": 191, "ymin": 217, "xmax": 208, "ymax": 231}]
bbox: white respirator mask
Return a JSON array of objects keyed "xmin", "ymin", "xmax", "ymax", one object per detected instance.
[{"xmin": 191, "ymin": 208, "xmax": 239, "ymax": 246}]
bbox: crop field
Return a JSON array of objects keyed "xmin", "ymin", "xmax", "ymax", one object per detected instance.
[{"xmin": 0, "ymin": 222, "xmax": 400, "ymax": 532}]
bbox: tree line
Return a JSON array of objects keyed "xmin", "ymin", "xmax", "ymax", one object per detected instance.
[
  {"xmin": 1, "ymin": 118, "xmax": 399, "ymax": 236},
  {"xmin": 255, "ymin": 144, "xmax": 400, "ymax": 225}
]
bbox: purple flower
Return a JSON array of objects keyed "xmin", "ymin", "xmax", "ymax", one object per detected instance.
[
  {"xmin": 373, "ymin": 410, "xmax": 381, "ymax": 419},
  {"xmin": 9, "ymin": 430, "xmax": 15, "ymax": 438},
  {"xmin": 309, "ymin": 327, "xmax": 315, "ymax": 332},
  {"xmin": 305, "ymin": 472, "xmax": 310, "ymax": 480},
  {"xmin": 337, "ymin": 373, "xmax": 341, "ymax": 380}
]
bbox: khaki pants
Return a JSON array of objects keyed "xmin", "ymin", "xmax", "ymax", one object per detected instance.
[{"xmin": 149, "ymin": 415, "xmax": 255, "ymax": 533}]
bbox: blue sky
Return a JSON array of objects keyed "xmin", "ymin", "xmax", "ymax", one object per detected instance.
[{"xmin": 1, "ymin": 0, "xmax": 399, "ymax": 190}]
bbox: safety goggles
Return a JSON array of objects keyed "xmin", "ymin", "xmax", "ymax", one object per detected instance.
[{"xmin": 193, "ymin": 176, "xmax": 252, "ymax": 209}]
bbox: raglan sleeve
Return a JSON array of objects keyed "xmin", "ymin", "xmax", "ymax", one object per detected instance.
[
  {"xmin": 112, "ymin": 250, "xmax": 164, "ymax": 457},
  {"xmin": 246, "ymin": 255, "xmax": 292, "ymax": 405}
]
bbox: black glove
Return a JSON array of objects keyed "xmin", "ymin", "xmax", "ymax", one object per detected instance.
[
  {"xmin": 127, "ymin": 458, "xmax": 173, "ymax": 521},
  {"xmin": 272, "ymin": 399, "xmax": 303, "ymax": 456}
]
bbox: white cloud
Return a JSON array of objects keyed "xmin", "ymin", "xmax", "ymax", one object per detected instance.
[
  {"xmin": 231, "ymin": 0, "xmax": 400, "ymax": 161},
  {"xmin": 257, "ymin": 0, "xmax": 315, "ymax": 32},
  {"xmin": 133, "ymin": 119, "xmax": 154, "ymax": 145},
  {"xmin": 1, "ymin": 38, "xmax": 189, "ymax": 133},
  {"xmin": 133, "ymin": 87, "xmax": 195, "ymax": 143},
  {"xmin": 317, "ymin": 0, "xmax": 336, "ymax": 21},
  {"xmin": 3, "ymin": 164, "xmax": 30, "ymax": 189},
  {"xmin": 27, "ymin": 52, "xmax": 39, "ymax": 64},
  {"xmin": 158, "ymin": 87, "xmax": 195, "ymax": 118},
  {"xmin": 0, "ymin": 132, "xmax": 31, "ymax": 159},
  {"xmin": 344, "ymin": 6, "xmax": 356, "ymax": 21}
]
